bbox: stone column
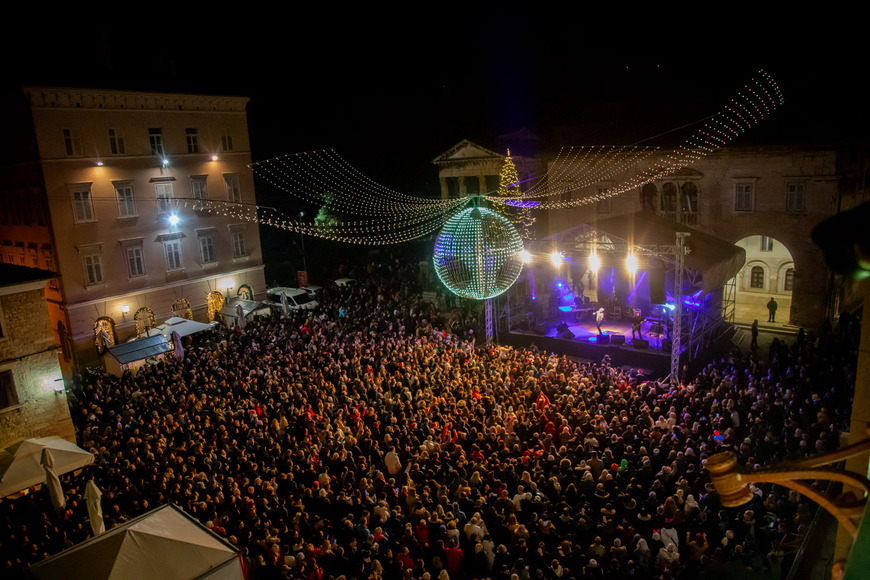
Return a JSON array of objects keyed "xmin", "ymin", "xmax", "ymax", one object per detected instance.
[{"xmin": 439, "ymin": 177, "xmax": 449, "ymax": 199}]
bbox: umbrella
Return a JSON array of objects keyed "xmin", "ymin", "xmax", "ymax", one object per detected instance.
[
  {"xmin": 171, "ymin": 330, "xmax": 184, "ymax": 360},
  {"xmin": 236, "ymin": 303, "xmax": 246, "ymax": 329},
  {"xmin": 281, "ymin": 291, "xmax": 290, "ymax": 317},
  {"xmin": 84, "ymin": 479, "xmax": 105, "ymax": 535},
  {"xmin": 41, "ymin": 448, "xmax": 65, "ymax": 512},
  {"xmin": 0, "ymin": 436, "xmax": 94, "ymax": 497}
]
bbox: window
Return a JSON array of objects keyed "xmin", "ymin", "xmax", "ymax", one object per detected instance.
[
  {"xmin": 596, "ymin": 196, "xmax": 612, "ymax": 213},
  {"xmin": 224, "ymin": 174, "xmax": 241, "ymax": 203},
  {"xmin": 125, "ymin": 244, "xmax": 145, "ymax": 277},
  {"xmin": 82, "ymin": 251, "xmax": 104, "ymax": 285},
  {"xmin": 231, "ymin": 229, "xmax": 247, "ymax": 258},
  {"xmin": 71, "ymin": 186, "xmax": 95, "ymax": 223},
  {"xmin": 199, "ymin": 233, "xmax": 216, "ymax": 264},
  {"xmin": 63, "ymin": 128, "xmax": 82, "ymax": 156},
  {"xmin": 750, "ymin": 266, "xmax": 764, "ymax": 289},
  {"xmin": 641, "ymin": 183, "xmax": 658, "ymax": 213},
  {"xmin": 681, "ymin": 182, "xmax": 699, "ymax": 225},
  {"xmin": 0, "ymin": 370, "xmax": 18, "ymax": 410},
  {"xmin": 115, "ymin": 183, "xmax": 136, "ymax": 217},
  {"xmin": 661, "ymin": 183, "xmax": 677, "ymax": 212},
  {"xmin": 787, "ymin": 182, "xmax": 806, "ymax": 212},
  {"xmin": 784, "ymin": 268, "xmax": 794, "ymax": 292},
  {"xmin": 156, "ymin": 182, "xmax": 174, "ymax": 214},
  {"xmin": 220, "ymin": 130, "xmax": 234, "ymax": 152},
  {"xmin": 760, "ymin": 236, "xmax": 774, "ymax": 252},
  {"xmin": 186, "ymin": 128, "xmax": 199, "ymax": 153},
  {"xmin": 149, "ymin": 128, "xmax": 165, "ymax": 156},
  {"xmin": 108, "ymin": 128, "xmax": 126, "ymax": 155},
  {"xmin": 735, "ymin": 183, "xmax": 754, "ymax": 211},
  {"xmin": 191, "ymin": 176, "xmax": 208, "ymax": 210},
  {"xmin": 164, "ymin": 238, "xmax": 183, "ymax": 271}
]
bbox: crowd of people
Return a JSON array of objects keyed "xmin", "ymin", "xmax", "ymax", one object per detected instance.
[{"xmin": 0, "ymin": 259, "xmax": 860, "ymax": 579}]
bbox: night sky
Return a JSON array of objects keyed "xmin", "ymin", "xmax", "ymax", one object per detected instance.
[{"xmin": 4, "ymin": 12, "xmax": 865, "ymax": 198}]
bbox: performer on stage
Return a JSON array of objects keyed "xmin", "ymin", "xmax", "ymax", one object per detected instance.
[
  {"xmin": 595, "ymin": 307, "xmax": 605, "ymax": 335},
  {"xmin": 632, "ymin": 311, "xmax": 644, "ymax": 340}
]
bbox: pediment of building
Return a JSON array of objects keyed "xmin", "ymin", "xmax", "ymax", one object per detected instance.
[{"xmin": 432, "ymin": 139, "xmax": 504, "ymax": 165}]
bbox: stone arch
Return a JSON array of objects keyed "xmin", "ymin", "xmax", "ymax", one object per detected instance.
[
  {"xmin": 237, "ymin": 284, "xmax": 253, "ymax": 300},
  {"xmin": 94, "ymin": 316, "xmax": 116, "ymax": 354}
]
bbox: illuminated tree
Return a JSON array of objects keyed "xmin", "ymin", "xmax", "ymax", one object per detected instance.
[{"xmin": 495, "ymin": 149, "xmax": 535, "ymax": 240}]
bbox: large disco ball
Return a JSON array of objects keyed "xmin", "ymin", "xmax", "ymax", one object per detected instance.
[{"xmin": 433, "ymin": 206, "xmax": 525, "ymax": 300}]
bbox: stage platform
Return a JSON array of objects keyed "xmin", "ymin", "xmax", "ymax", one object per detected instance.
[{"xmin": 504, "ymin": 316, "xmax": 673, "ymax": 378}]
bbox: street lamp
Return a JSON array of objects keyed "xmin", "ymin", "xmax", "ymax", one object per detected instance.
[{"xmin": 299, "ymin": 211, "xmax": 308, "ymax": 275}]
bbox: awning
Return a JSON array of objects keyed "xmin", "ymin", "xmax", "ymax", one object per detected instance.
[
  {"xmin": 153, "ymin": 316, "xmax": 216, "ymax": 338},
  {"xmin": 105, "ymin": 334, "xmax": 173, "ymax": 365},
  {"xmin": 0, "ymin": 436, "xmax": 93, "ymax": 497},
  {"xmin": 217, "ymin": 299, "xmax": 268, "ymax": 319}
]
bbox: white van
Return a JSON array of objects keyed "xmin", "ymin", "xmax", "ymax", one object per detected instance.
[{"xmin": 266, "ymin": 287, "xmax": 319, "ymax": 311}]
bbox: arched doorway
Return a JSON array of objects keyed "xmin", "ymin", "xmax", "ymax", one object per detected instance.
[
  {"xmin": 171, "ymin": 298, "xmax": 193, "ymax": 320},
  {"xmin": 133, "ymin": 307, "xmax": 157, "ymax": 338},
  {"xmin": 730, "ymin": 235, "xmax": 794, "ymax": 324},
  {"xmin": 94, "ymin": 316, "xmax": 116, "ymax": 354},
  {"xmin": 237, "ymin": 284, "xmax": 253, "ymax": 300},
  {"xmin": 206, "ymin": 291, "xmax": 224, "ymax": 322}
]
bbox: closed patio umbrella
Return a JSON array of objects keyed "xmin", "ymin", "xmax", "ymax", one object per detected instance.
[
  {"xmin": 84, "ymin": 479, "xmax": 105, "ymax": 535},
  {"xmin": 40, "ymin": 448, "xmax": 65, "ymax": 513}
]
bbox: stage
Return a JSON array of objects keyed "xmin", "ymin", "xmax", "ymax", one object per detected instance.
[{"xmin": 505, "ymin": 313, "xmax": 673, "ymax": 378}]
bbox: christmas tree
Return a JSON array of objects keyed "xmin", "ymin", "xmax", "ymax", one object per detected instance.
[{"xmin": 495, "ymin": 149, "xmax": 535, "ymax": 239}]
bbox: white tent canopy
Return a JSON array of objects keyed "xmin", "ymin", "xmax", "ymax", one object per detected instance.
[
  {"xmin": 0, "ymin": 436, "xmax": 94, "ymax": 497},
  {"xmin": 28, "ymin": 504, "xmax": 244, "ymax": 580},
  {"xmin": 154, "ymin": 316, "xmax": 216, "ymax": 339}
]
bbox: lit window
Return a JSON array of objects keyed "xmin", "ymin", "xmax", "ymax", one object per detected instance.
[
  {"xmin": 0, "ymin": 370, "xmax": 19, "ymax": 410},
  {"xmin": 83, "ymin": 251, "xmax": 104, "ymax": 285},
  {"xmin": 784, "ymin": 268, "xmax": 794, "ymax": 292},
  {"xmin": 661, "ymin": 182, "xmax": 677, "ymax": 212},
  {"xmin": 71, "ymin": 186, "xmax": 95, "ymax": 223},
  {"xmin": 156, "ymin": 182, "xmax": 174, "ymax": 214},
  {"xmin": 186, "ymin": 128, "xmax": 199, "ymax": 154},
  {"xmin": 750, "ymin": 266, "xmax": 764, "ymax": 289},
  {"xmin": 224, "ymin": 174, "xmax": 242, "ymax": 203},
  {"xmin": 108, "ymin": 128, "xmax": 126, "ymax": 155},
  {"xmin": 63, "ymin": 128, "xmax": 82, "ymax": 156},
  {"xmin": 760, "ymin": 236, "xmax": 774, "ymax": 251},
  {"xmin": 735, "ymin": 183, "xmax": 754, "ymax": 211},
  {"xmin": 220, "ymin": 130, "xmax": 234, "ymax": 152},
  {"xmin": 199, "ymin": 234, "xmax": 216, "ymax": 264},
  {"xmin": 787, "ymin": 182, "xmax": 806, "ymax": 212},
  {"xmin": 115, "ymin": 183, "xmax": 136, "ymax": 217},
  {"xmin": 126, "ymin": 245, "xmax": 145, "ymax": 277},
  {"xmin": 231, "ymin": 230, "xmax": 247, "ymax": 258},
  {"xmin": 191, "ymin": 176, "xmax": 208, "ymax": 210},
  {"xmin": 164, "ymin": 239, "xmax": 183, "ymax": 271},
  {"xmin": 149, "ymin": 128, "xmax": 165, "ymax": 156}
]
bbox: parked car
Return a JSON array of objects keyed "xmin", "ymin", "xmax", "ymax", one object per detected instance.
[
  {"xmin": 299, "ymin": 285, "xmax": 323, "ymax": 296},
  {"xmin": 334, "ymin": 278, "xmax": 356, "ymax": 287},
  {"xmin": 266, "ymin": 287, "xmax": 319, "ymax": 311}
]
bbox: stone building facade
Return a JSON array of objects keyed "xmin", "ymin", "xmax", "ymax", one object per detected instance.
[
  {"xmin": 0, "ymin": 264, "xmax": 74, "ymax": 448},
  {"xmin": 0, "ymin": 87, "xmax": 267, "ymax": 376},
  {"xmin": 434, "ymin": 141, "xmax": 846, "ymax": 328}
]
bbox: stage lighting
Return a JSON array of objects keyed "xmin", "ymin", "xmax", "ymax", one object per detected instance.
[
  {"xmin": 626, "ymin": 253, "xmax": 638, "ymax": 274},
  {"xmin": 518, "ymin": 249, "xmax": 532, "ymax": 263},
  {"xmin": 589, "ymin": 251, "xmax": 600, "ymax": 272},
  {"xmin": 550, "ymin": 251, "xmax": 564, "ymax": 267}
]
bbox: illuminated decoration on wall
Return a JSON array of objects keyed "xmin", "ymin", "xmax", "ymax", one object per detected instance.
[
  {"xmin": 433, "ymin": 206, "xmax": 525, "ymax": 300},
  {"xmin": 494, "ymin": 150, "xmax": 535, "ymax": 240},
  {"xmin": 171, "ymin": 298, "xmax": 193, "ymax": 321},
  {"xmin": 93, "ymin": 317, "xmax": 116, "ymax": 354},
  {"xmin": 133, "ymin": 307, "xmax": 157, "ymax": 338},
  {"xmin": 206, "ymin": 291, "xmax": 224, "ymax": 323},
  {"xmin": 237, "ymin": 284, "xmax": 253, "ymax": 300}
]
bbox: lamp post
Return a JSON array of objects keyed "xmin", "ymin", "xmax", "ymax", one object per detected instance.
[{"xmin": 299, "ymin": 211, "xmax": 308, "ymax": 275}]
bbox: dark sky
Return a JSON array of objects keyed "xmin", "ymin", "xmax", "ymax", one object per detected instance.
[{"xmin": 4, "ymin": 11, "xmax": 865, "ymax": 196}]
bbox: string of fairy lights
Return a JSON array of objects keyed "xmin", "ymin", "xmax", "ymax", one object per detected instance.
[
  {"xmin": 482, "ymin": 69, "xmax": 783, "ymax": 210},
  {"xmin": 239, "ymin": 69, "xmax": 782, "ymax": 244}
]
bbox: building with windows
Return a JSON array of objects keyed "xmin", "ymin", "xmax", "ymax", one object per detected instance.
[
  {"xmin": 0, "ymin": 263, "xmax": 73, "ymax": 448},
  {"xmin": 434, "ymin": 140, "xmax": 848, "ymax": 328},
  {"xmin": 0, "ymin": 87, "xmax": 266, "ymax": 375}
]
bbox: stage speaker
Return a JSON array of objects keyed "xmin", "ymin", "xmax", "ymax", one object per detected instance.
[
  {"xmin": 611, "ymin": 334, "xmax": 625, "ymax": 345},
  {"xmin": 560, "ymin": 329, "xmax": 575, "ymax": 340},
  {"xmin": 596, "ymin": 334, "xmax": 610, "ymax": 344},
  {"xmin": 533, "ymin": 322, "xmax": 548, "ymax": 335},
  {"xmin": 662, "ymin": 338, "xmax": 672, "ymax": 351},
  {"xmin": 650, "ymin": 268, "xmax": 666, "ymax": 304},
  {"xmin": 633, "ymin": 339, "xmax": 649, "ymax": 349}
]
